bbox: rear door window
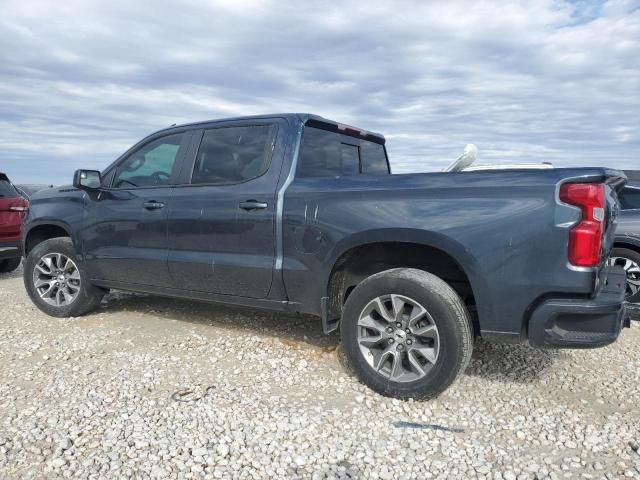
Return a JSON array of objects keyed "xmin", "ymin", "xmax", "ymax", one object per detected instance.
[
  {"xmin": 298, "ymin": 126, "xmax": 389, "ymax": 177},
  {"xmin": 191, "ymin": 125, "xmax": 276, "ymax": 185}
]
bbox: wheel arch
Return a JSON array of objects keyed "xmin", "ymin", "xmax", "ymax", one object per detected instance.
[
  {"xmin": 323, "ymin": 228, "xmax": 489, "ymax": 335},
  {"xmin": 24, "ymin": 221, "xmax": 75, "ymax": 255},
  {"xmin": 613, "ymin": 237, "xmax": 640, "ymax": 254}
]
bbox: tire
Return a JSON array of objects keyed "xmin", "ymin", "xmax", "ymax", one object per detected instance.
[
  {"xmin": 23, "ymin": 237, "xmax": 105, "ymax": 317},
  {"xmin": 0, "ymin": 257, "xmax": 21, "ymax": 273},
  {"xmin": 341, "ymin": 268, "xmax": 473, "ymax": 400},
  {"xmin": 608, "ymin": 247, "xmax": 640, "ymax": 303}
]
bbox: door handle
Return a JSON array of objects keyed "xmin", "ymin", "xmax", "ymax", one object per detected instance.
[
  {"xmin": 143, "ymin": 201, "xmax": 165, "ymax": 210},
  {"xmin": 239, "ymin": 200, "xmax": 268, "ymax": 211}
]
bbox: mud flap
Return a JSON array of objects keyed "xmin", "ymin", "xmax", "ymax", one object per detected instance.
[{"xmin": 321, "ymin": 296, "xmax": 339, "ymax": 334}]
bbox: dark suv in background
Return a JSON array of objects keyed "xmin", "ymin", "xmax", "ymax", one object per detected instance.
[
  {"xmin": 609, "ymin": 170, "xmax": 640, "ymax": 303},
  {"xmin": 0, "ymin": 173, "xmax": 28, "ymax": 273}
]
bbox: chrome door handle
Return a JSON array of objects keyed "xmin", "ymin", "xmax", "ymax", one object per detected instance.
[
  {"xmin": 239, "ymin": 200, "xmax": 268, "ymax": 211},
  {"xmin": 143, "ymin": 201, "xmax": 165, "ymax": 210}
]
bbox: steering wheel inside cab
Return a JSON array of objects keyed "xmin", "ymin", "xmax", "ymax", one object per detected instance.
[{"xmin": 151, "ymin": 171, "xmax": 170, "ymax": 185}]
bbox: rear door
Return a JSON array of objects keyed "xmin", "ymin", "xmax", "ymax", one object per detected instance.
[
  {"xmin": 82, "ymin": 131, "xmax": 192, "ymax": 286},
  {"xmin": 167, "ymin": 120, "xmax": 283, "ymax": 297}
]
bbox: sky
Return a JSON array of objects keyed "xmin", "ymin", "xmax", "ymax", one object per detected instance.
[{"xmin": 0, "ymin": 0, "xmax": 638, "ymax": 185}]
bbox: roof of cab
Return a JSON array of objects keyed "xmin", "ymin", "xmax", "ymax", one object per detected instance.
[{"xmin": 157, "ymin": 113, "xmax": 386, "ymax": 144}]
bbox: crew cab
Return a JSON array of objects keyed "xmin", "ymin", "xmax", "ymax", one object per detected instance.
[
  {"xmin": 22, "ymin": 114, "xmax": 631, "ymax": 399},
  {"xmin": 0, "ymin": 173, "xmax": 28, "ymax": 273}
]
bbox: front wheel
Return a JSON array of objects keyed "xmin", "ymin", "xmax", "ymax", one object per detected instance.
[
  {"xmin": 23, "ymin": 237, "xmax": 105, "ymax": 317},
  {"xmin": 341, "ymin": 268, "xmax": 473, "ymax": 400}
]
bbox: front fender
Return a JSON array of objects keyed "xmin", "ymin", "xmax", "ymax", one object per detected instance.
[{"xmin": 24, "ymin": 189, "xmax": 86, "ymax": 255}]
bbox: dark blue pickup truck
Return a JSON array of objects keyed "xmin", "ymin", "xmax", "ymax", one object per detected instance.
[{"xmin": 22, "ymin": 113, "xmax": 632, "ymax": 399}]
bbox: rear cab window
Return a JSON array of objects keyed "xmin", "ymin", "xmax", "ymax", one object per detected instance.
[{"xmin": 297, "ymin": 124, "xmax": 389, "ymax": 178}]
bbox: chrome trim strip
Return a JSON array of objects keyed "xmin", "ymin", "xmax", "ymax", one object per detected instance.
[
  {"xmin": 275, "ymin": 123, "xmax": 304, "ymax": 271},
  {"xmin": 0, "ymin": 247, "xmax": 19, "ymax": 253}
]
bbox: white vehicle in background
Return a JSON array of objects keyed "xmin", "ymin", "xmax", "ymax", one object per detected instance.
[{"xmin": 443, "ymin": 144, "xmax": 553, "ymax": 172}]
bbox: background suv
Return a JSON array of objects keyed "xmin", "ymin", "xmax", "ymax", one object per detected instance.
[
  {"xmin": 0, "ymin": 173, "xmax": 28, "ymax": 273},
  {"xmin": 609, "ymin": 170, "xmax": 640, "ymax": 303}
]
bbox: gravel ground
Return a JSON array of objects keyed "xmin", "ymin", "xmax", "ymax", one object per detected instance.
[{"xmin": 0, "ymin": 265, "xmax": 639, "ymax": 480}]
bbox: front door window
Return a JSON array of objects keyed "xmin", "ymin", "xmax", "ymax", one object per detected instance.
[{"xmin": 113, "ymin": 133, "xmax": 186, "ymax": 188}]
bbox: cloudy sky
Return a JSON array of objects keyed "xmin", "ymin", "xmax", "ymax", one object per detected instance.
[{"xmin": 1, "ymin": 0, "xmax": 638, "ymax": 184}]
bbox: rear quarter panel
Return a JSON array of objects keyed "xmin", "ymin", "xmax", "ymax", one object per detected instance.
[{"xmin": 283, "ymin": 168, "xmax": 613, "ymax": 338}]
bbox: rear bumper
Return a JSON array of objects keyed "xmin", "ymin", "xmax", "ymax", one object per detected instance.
[
  {"xmin": 528, "ymin": 267, "xmax": 630, "ymax": 349},
  {"xmin": 0, "ymin": 241, "xmax": 22, "ymax": 260}
]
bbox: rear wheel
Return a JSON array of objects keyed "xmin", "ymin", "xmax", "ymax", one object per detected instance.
[
  {"xmin": 23, "ymin": 237, "xmax": 105, "ymax": 317},
  {"xmin": 0, "ymin": 257, "xmax": 21, "ymax": 273},
  {"xmin": 608, "ymin": 248, "xmax": 640, "ymax": 303},
  {"xmin": 341, "ymin": 268, "xmax": 473, "ymax": 400}
]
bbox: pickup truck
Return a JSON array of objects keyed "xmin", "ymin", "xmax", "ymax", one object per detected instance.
[{"xmin": 22, "ymin": 113, "xmax": 632, "ymax": 399}]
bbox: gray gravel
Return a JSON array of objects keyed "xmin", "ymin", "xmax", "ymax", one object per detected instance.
[{"xmin": 1, "ymin": 266, "xmax": 639, "ymax": 479}]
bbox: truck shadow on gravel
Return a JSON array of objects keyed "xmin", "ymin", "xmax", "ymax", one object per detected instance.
[
  {"xmin": 0, "ymin": 263, "xmax": 23, "ymax": 280},
  {"xmin": 98, "ymin": 291, "xmax": 339, "ymax": 350},
  {"xmin": 98, "ymin": 291, "xmax": 562, "ymax": 382},
  {"xmin": 465, "ymin": 340, "xmax": 564, "ymax": 383}
]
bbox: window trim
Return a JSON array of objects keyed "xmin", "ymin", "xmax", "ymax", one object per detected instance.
[
  {"xmin": 185, "ymin": 123, "xmax": 279, "ymax": 187},
  {"xmin": 107, "ymin": 131, "xmax": 193, "ymax": 190}
]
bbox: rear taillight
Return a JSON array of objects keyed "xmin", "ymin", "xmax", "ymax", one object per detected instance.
[
  {"xmin": 6, "ymin": 198, "xmax": 29, "ymax": 215},
  {"xmin": 8, "ymin": 205, "xmax": 28, "ymax": 212},
  {"xmin": 560, "ymin": 182, "xmax": 605, "ymax": 267}
]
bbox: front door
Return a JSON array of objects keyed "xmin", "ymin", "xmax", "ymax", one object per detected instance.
[
  {"xmin": 167, "ymin": 122, "xmax": 281, "ymax": 298},
  {"xmin": 82, "ymin": 131, "xmax": 191, "ymax": 287}
]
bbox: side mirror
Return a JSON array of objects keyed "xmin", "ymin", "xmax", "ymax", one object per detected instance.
[{"xmin": 73, "ymin": 169, "xmax": 102, "ymax": 190}]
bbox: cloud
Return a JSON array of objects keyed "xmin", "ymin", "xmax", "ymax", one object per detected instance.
[{"xmin": 0, "ymin": 0, "xmax": 638, "ymax": 183}]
